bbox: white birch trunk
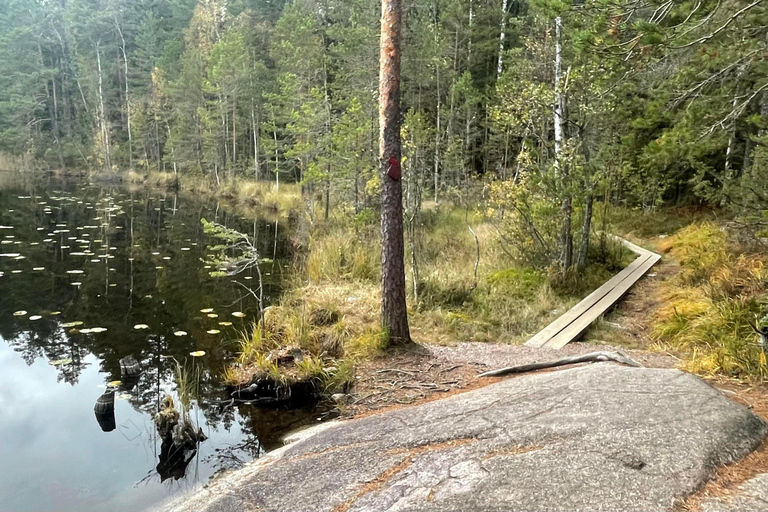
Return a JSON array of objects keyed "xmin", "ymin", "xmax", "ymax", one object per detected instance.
[
  {"xmin": 497, "ymin": 0, "xmax": 509, "ymax": 79},
  {"xmin": 96, "ymin": 42, "xmax": 111, "ymax": 171},
  {"xmin": 553, "ymin": 16, "xmax": 564, "ymax": 166},
  {"xmin": 115, "ymin": 18, "xmax": 131, "ymax": 168}
]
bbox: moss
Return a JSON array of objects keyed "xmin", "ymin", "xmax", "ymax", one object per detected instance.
[{"xmin": 487, "ymin": 268, "xmax": 545, "ymax": 299}]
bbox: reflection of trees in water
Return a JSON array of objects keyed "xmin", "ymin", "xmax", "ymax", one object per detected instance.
[
  {"xmin": 0, "ymin": 180, "xmax": 319, "ymax": 482},
  {"xmin": 5, "ymin": 326, "xmax": 90, "ymax": 385}
]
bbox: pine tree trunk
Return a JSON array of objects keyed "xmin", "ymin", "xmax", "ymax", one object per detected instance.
[{"xmin": 379, "ymin": 0, "xmax": 411, "ymax": 345}]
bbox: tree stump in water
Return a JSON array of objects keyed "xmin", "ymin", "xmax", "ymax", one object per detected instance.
[{"xmin": 94, "ymin": 390, "xmax": 116, "ymax": 432}]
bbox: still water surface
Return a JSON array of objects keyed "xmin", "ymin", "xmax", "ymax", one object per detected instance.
[{"xmin": 0, "ymin": 173, "xmax": 323, "ymax": 512}]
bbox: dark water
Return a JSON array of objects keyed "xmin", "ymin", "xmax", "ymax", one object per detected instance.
[{"xmin": 0, "ymin": 173, "xmax": 324, "ymax": 512}]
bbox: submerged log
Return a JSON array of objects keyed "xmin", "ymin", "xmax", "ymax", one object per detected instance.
[
  {"xmin": 94, "ymin": 390, "xmax": 116, "ymax": 432},
  {"xmin": 119, "ymin": 355, "xmax": 141, "ymax": 378},
  {"xmin": 229, "ymin": 378, "xmax": 320, "ymax": 405}
]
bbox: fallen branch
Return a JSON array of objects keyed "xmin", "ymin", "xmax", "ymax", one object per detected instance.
[{"xmin": 478, "ymin": 351, "xmax": 642, "ymax": 378}]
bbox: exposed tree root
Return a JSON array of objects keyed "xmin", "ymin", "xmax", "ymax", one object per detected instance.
[{"xmin": 478, "ymin": 351, "xmax": 642, "ymax": 378}]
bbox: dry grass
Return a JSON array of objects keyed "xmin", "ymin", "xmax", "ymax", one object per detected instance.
[
  {"xmin": 119, "ymin": 170, "xmax": 302, "ymax": 217},
  {"xmin": 651, "ymin": 223, "xmax": 768, "ymax": 380},
  {"xmin": 226, "ymin": 281, "xmax": 383, "ymax": 388}
]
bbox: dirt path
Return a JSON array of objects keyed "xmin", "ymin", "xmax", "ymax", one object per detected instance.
[{"xmin": 341, "ymin": 341, "xmax": 677, "ymax": 419}]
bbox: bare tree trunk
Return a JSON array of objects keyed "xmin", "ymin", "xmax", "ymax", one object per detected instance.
[
  {"xmin": 497, "ymin": 0, "xmax": 509, "ymax": 79},
  {"xmin": 744, "ymin": 132, "xmax": 754, "ymax": 174},
  {"xmin": 96, "ymin": 42, "xmax": 111, "ymax": 172},
  {"xmin": 115, "ymin": 18, "xmax": 132, "ymax": 168},
  {"xmin": 251, "ymin": 105, "xmax": 260, "ymax": 179},
  {"xmin": 354, "ymin": 155, "xmax": 360, "ymax": 214},
  {"xmin": 51, "ymin": 75, "xmax": 66, "ymax": 171},
  {"xmin": 576, "ymin": 127, "xmax": 593, "ymax": 270},
  {"xmin": 553, "ymin": 17, "xmax": 572, "ymax": 270},
  {"xmin": 576, "ymin": 193, "xmax": 593, "ymax": 269},
  {"xmin": 273, "ymin": 129, "xmax": 280, "ymax": 190},
  {"xmin": 553, "ymin": 17, "xmax": 564, "ymax": 165},
  {"xmin": 37, "ymin": 37, "xmax": 65, "ymax": 171},
  {"xmin": 434, "ymin": 16, "xmax": 441, "ymax": 206},
  {"xmin": 723, "ymin": 67, "xmax": 746, "ymax": 205},
  {"xmin": 165, "ymin": 119, "xmax": 178, "ymax": 180},
  {"xmin": 468, "ymin": 0, "xmax": 474, "ymax": 65},
  {"xmin": 232, "ymin": 92, "xmax": 237, "ymax": 166},
  {"xmin": 379, "ymin": 0, "xmax": 411, "ymax": 345}
]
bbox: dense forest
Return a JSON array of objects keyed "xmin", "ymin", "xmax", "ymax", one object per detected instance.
[{"xmin": 0, "ymin": 0, "xmax": 767, "ymax": 270}]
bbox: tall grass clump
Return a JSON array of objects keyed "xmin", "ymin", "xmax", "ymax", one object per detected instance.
[
  {"xmin": 305, "ymin": 229, "xmax": 379, "ymax": 283},
  {"xmin": 652, "ymin": 223, "xmax": 767, "ymax": 379}
]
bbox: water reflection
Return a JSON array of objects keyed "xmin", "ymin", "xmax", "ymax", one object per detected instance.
[{"xmin": 0, "ymin": 173, "xmax": 324, "ymax": 512}]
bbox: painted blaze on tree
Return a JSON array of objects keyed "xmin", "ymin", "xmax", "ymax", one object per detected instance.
[{"xmin": 379, "ymin": 0, "xmax": 411, "ymax": 345}]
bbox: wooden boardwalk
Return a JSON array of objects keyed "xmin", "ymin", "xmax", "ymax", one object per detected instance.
[{"xmin": 525, "ymin": 238, "xmax": 661, "ymax": 350}]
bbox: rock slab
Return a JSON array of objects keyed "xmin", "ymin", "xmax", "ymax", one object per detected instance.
[
  {"xmin": 702, "ymin": 472, "xmax": 768, "ymax": 512},
  {"xmin": 161, "ymin": 364, "xmax": 767, "ymax": 512}
]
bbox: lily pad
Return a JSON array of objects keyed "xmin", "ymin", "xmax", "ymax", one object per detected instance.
[
  {"xmin": 218, "ymin": 321, "xmax": 233, "ymax": 326},
  {"xmin": 207, "ymin": 313, "xmax": 218, "ymax": 318},
  {"xmin": 206, "ymin": 329, "xmax": 220, "ymax": 335},
  {"xmin": 190, "ymin": 351, "xmax": 206, "ymax": 357},
  {"xmin": 200, "ymin": 308, "xmax": 214, "ymax": 313},
  {"xmin": 174, "ymin": 331, "xmax": 188, "ymax": 336},
  {"xmin": 134, "ymin": 324, "xmax": 149, "ymax": 330},
  {"xmin": 107, "ymin": 380, "xmax": 122, "ymax": 387},
  {"xmin": 29, "ymin": 315, "xmax": 42, "ymax": 321},
  {"xmin": 63, "ymin": 321, "xmax": 83, "ymax": 327},
  {"xmin": 232, "ymin": 312, "xmax": 246, "ymax": 318},
  {"xmin": 13, "ymin": 310, "xmax": 27, "ymax": 316}
]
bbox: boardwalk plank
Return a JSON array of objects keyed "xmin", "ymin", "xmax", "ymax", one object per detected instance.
[
  {"xmin": 525, "ymin": 255, "xmax": 650, "ymax": 348},
  {"xmin": 525, "ymin": 238, "xmax": 660, "ymax": 349},
  {"xmin": 541, "ymin": 253, "xmax": 661, "ymax": 349}
]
